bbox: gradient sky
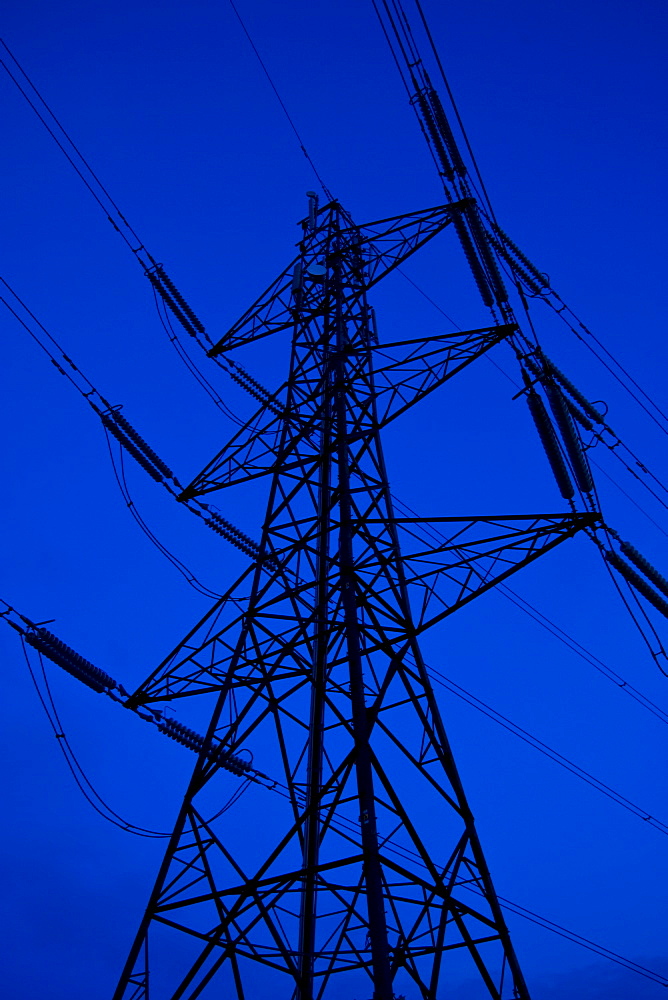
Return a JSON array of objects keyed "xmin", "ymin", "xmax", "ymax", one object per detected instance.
[{"xmin": 1, "ymin": 1, "xmax": 667, "ymax": 997}]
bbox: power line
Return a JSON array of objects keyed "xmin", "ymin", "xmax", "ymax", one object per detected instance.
[
  {"xmin": 412, "ymin": 0, "xmax": 497, "ymax": 219},
  {"xmin": 0, "ymin": 38, "xmax": 151, "ymax": 261},
  {"xmin": 226, "ymin": 0, "xmax": 335, "ymax": 202},
  {"xmin": 103, "ymin": 428, "xmax": 223, "ymax": 601},
  {"xmin": 249, "ymin": 751, "xmax": 668, "ymax": 985},
  {"xmin": 21, "ymin": 638, "xmax": 171, "ymax": 838},
  {"xmin": 591, "ymin": 455, "xmax": 668, "ymax": 540},
  {"xmin": 151, "ymin": 287, "xmax": 250, "ymax": 430},
  {"xmin": 497, "ymin": 584, "xmax": 668, "ymax": 725},
  {"xmin": 489, "ymin": 892, "xmax": 668, "ymax": 986},
  {"xmin": 425, "ymin": 661, "xmax": 668, "ymax": 836},
  {"xmin": 6, "ymin": 187, "xmax": 668, "ymax": 838}
]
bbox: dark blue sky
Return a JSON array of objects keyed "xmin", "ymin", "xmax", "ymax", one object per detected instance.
[{"xmin": 1, "ymin": 1, "xmax": 667, "ymax": 996}]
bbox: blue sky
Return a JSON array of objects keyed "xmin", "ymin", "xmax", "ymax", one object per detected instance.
[{"xmin": 1, "ymin": 0, "xmax": 667, "ymax": 996}]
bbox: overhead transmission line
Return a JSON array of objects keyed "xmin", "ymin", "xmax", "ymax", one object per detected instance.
[
  {"xmin": 424, "ymin": 659, "xmax": 668, "ymax": 836},
  {"xmin": 226, "ymin": 0, "xmax": 334, "ymax": 202},
  {"xmin": 5, "ymin": 23, "xmax": 668, "ymax": 459},
  {"xmin": 0, "ymin": 275, "xmax": 264, "ymax": 596},
  {"xmin": 4, "ymin": 262, "xmax": 668, "ymax": 864},
  {"xmin": 151, "ymin": 287, "xmax": 249, "ymax": 431},
  {"xmin": 431, "ymin": 0, "xmax": 668, "ymax": 441},
  {"xmin": 3, "ymin": 15, "xmax": 668, "ymax": 987},
  {"xmin": 397, "ymin": 261, "xmax": 668, "ymax": 535},
  {"xmin": 374, "ymin": 0, "xmax": 668, "ymax": 675},
  {"xmin": 102, "ymin": 430, "xmax": 223, "ymax": 601},
  {"xmin": 0, "ymin": 36, "xmax": 285, "ymax": 426},
  {"xmin": 21, "ymin": 637, "xmax": 252, "ymax": 839},
  {"xmin": 20, "ymin": 638, "xmax": 171, "ymax": 839},
  {"xmin": 408, "ymin": 267, "xmax": 668, "ymax": 530},
  {"xmin": 0, "ymin": 39, "xmax": 149, "ymax": 260},
  {"xmin": 486, "ymin": 220, "xmax": 668, "ymax": 441},
  {"xmin": 264, "ymin": 769, "xmax": 668, "ymax": 985},
  {"xmin": 396, "ymin": 223, "xmax": 668, "ymax": 529},
  {"xmin": 391, "ymin": 494, "xmax": 668, "ymax": 727}
]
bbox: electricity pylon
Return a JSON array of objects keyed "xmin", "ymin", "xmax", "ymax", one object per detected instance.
[{"xmin": 113, "ymin": 193, "xmax": 595, "ymax": 1000}]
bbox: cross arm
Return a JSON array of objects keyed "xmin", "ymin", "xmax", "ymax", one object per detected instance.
[{"xmin": 208, "ymin": 202, "xmax": 461, "ymax": 355}]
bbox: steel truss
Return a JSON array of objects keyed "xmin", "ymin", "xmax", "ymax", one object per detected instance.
[{"xmin": 115, "ymin": 196, "xmax": 597, "ymax": 1000}]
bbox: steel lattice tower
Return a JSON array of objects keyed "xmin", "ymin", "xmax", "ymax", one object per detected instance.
[
  {"xmin": 111, "ymin": 194, "xmax": 595, "ymax": 1000},
  {"xmin": 3, "ymin": 3, "xmax": 668, "ymax": 995}
]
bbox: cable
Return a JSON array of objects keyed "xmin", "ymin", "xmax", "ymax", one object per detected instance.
[
  {"xmin": 395, "ymin": 253, "xmax": 668, "ymax": 535},
  {"xmin": 23, "ymin": 632, "xmax": 254, "ymax": 834},
  {"xmin": 21, "ymin": 637, "xmax": 170, "ymax": 838},
  {"xmin": 0, "ymin": 277, "xmax": 105, "ymax": 403},
  {"xmin": 590, "ymin": 455, "xmax": 668, "ymax": 540},
  {"xmin": 102, "ymin": 427, "xmax": 223, "ymax": 601},
  {"xmin": 597, "ymin": 533, "xmax": 668, "ymax": 678},
  {"xmin": 396, "ymin": 265, "xmax": 460, "ymax": 329},
  {"xmin": 485, "ymin": 891, "xmax": 668, "ymax": 986},
  {"xmin": 542, "ymin": 284, "xmax": 668, "ymax": 437},
  {"xmin": 396, "ymin": 265, "xmax": 521, "ymax": 387},
  {"xmin": 375, "ymin": 2, "xmax": 668, "ymax": 484},
  {"xmin": 204, "ymin": 776, "xmax": 252, "ymax": 823},
  {"xmin": 0, "ymin": 275, "xmax": 278, "ymax": 586},
  {"xmin": 484, "ymin": 199, "xmax": 668, "ymax": 441},
  {"xmin": 13, "ymin": 12, "xmax": 663, "ymax": 521},
  {"xmin": 0, "ymin": 39, "xmax": 152, "ymax": 261},
  {"xmin": 11, "ymin": 250, "xmax": 663, "ymax": 728},
  {"xmin": 424, "ymin": 661, "xmax": 668, "ymax": 836},
  {"xmin": 412, "ymin": 0, "xmax": 668, "ymax": 450},
  {"xmin": 226, "ymin": 0, "xmax": 334, "ymax": 202},
  {"xmin": 497, "ymin": 584, "xmax": 668, "ymax": 726},
  {"xmin": 1, "ymin": 40, "xmax": 281, "ymax": 421},
  {"xmin": 412, "ymin": 0, "xmax": 496, "ymax": 218},
  {"xmin": 151, "ymin": 287, "xmax": 249, "ymax": 430},
  {"xmin": 7, "ymin": 18, "xmax": 668, "ymax": 981},
  {"xmin": 11, "ymin": 595, "xmax": 667, "ymax": 982},
  {"xmin": 25, "ymin": 608, "xmax": 668, "ymax": 986},
  {"xmin": 558, "ymin": 305, "xmax": 668, "ymax": 439}
]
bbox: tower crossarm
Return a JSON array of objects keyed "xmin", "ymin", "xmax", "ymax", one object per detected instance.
[
  {"xmin": 370, "ymin": 323, "xmax": 516, "ymax": 425},
  {"xmin": 207, "ymin": 201, "xmax": 460, "ymax": 355},
  {"xmin": 392, "ymin": 512, "xmax": 600, "ymax": 634},
  {"xmin": 179, "ymin": 324, "xmax": 518, "ymax": 500},
  {"xmin": 128, "ymin": 513, "xmax": 599, "ymax": 707}
]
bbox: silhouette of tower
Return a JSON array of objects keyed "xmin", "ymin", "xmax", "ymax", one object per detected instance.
[{"xmin": 111, "ymin": 193, "xmax": 595, "ymax": 999}]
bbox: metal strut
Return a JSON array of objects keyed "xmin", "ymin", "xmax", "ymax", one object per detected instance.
[{"xmin": 332, "ymin": 249, "xmax": 393, "ymax": 999}]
